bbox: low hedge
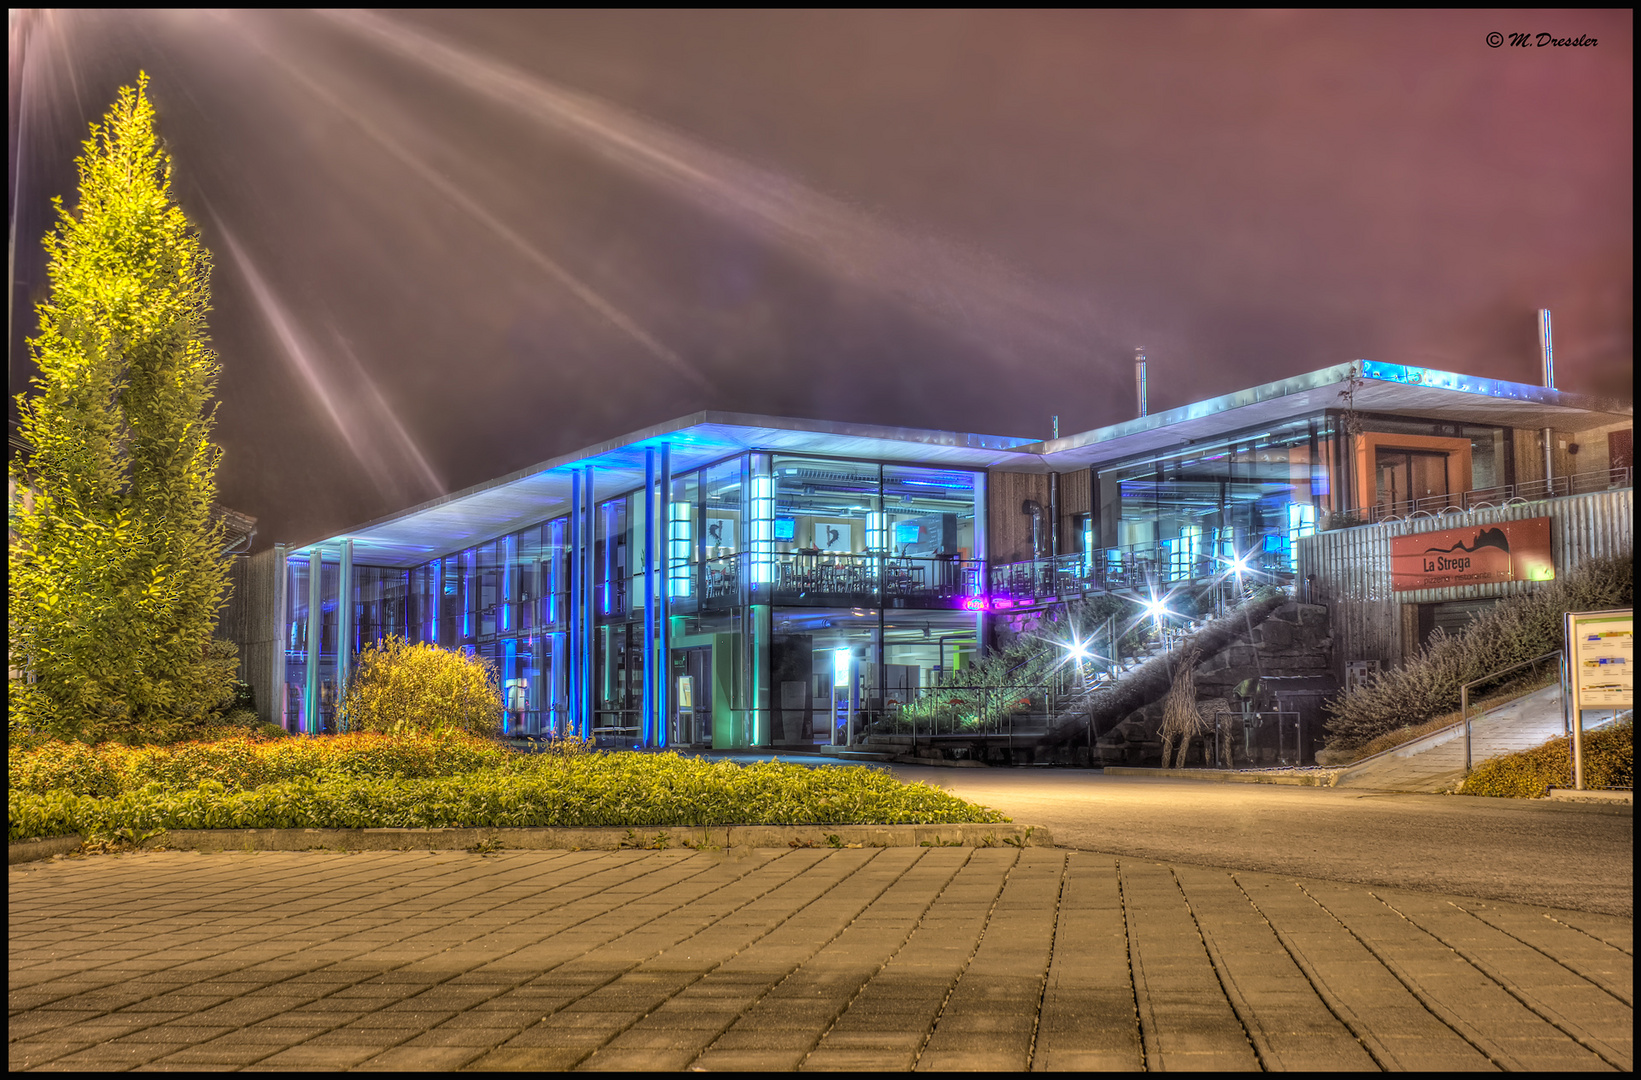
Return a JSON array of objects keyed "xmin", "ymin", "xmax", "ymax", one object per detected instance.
[
  {"xmin": 1461, "ymin": 718, "xmax": 1633, "ymax": 798},
  {"xmin": 7, "ymin": 734, "xmax": 1007, "ymax": 841},
  {"xmin": 8, "ymin": 730, "xmax": 510, "ymax": 797}
]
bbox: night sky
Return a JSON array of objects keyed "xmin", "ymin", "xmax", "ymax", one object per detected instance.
[{"xmin": 8, "ymin": 10, "xmax": 1633, "ymax": 552}]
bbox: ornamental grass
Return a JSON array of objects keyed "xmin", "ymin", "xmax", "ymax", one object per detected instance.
[{"xmin": 8, "ymin": 731, "xmax": 1006, "ymax": 842}]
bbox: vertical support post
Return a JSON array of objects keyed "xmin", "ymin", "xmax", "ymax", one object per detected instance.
[
  {"xmin": 847, "ymin": 652, "xmax": 858, "ymax": 747},
  {"xmin": 643, "ymin": 447, "xmax": 656, "ymax": 748},
  {"xmin": 1461, "ymin": 684, "xmax": 1471, "ymax": 774},
  {"xmin": 582, "ymin": 464, "xmax": 596, "ymax": 740},
  {"xmin": 659, "ymin": 442, "xmax": 671, "ymax": 747},
  {"xmin": 271, "ymin": 544, "xmax": 288, "ymax": 730},
  {"xmin": 973, "ymin": 471, "xmax": 988, "ymax": 654},
  {"xmin": 336, "ymin": 539, "xmax": 354, "ymax": 708},
  {"xmin": 1560, "ymin": 652, "xmax": 1571, "ymax": 738},
  {"xmin": 304, "ymin": 548, "xmax": 323, "ymax": 736},
  {"xmin": 1539, "ymin": 308, "xmax": 1555, "ymax": 492},
  {"xmin": 1049, "ymin": 471, "xmax": 1060, "ymax": 559},
  {"xmin": 1565, "ymin": 612, "xmax": 1583, "ymax": 791},
  {"xmin": 1572, "ymin": 708, "xmax": 1585, "ymax": 790},
  {"xmin": 569, "ymin": 471, "xmax": 582, "ymax": 739}
]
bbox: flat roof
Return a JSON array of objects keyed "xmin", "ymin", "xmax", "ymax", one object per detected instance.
[
  {"xmin": 290, "ymin": 412, "xmax": 1040, "ymax": 566},
  {"xmin": 289, "ymin": 362, "xmax": 1631, "ymax": 567},
  {"xmin": 1027, "ymin": 361, "xmax": 1631, "ymax": 469}
]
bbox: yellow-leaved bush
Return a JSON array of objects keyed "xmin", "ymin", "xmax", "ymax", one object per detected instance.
[
  {"xmin": 1461, "ymin": 719, "xmax": 1632, "ymax": 797},
  {"xmin": 338, "ymin": 636, "xmax": 502, "ymax": 738}
]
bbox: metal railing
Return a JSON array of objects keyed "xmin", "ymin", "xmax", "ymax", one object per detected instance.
[
  {"xmin": 1363, "ymin": 465, "xmax": 1631, "ymax": 527},
  {"xmin": 988, "ymin": 535, "xmax": 1298, "ymax": 608},
  {"xmin": 869, "ymin": 683, "xmax": 1068, "ymax": 750},
  {"xmin": 1460, "ymin": 650, "xmax": 1563, "ymax": 774},
  {"xmin": 700, "ymin": 551, "xmax": 984, "ymax": 610}
]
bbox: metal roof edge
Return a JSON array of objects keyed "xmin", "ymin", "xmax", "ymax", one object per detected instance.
[
  {"xmin": 1024, "ymin": 360, "xmax": 1631, "ymax": 460},
  {"xmin": 1024, "ymin": 362, "xmax": 1360, "ymax": 456},
  {"xmin": 282, "ymin": 410, "xmax": 1043, "ymax": 553}
]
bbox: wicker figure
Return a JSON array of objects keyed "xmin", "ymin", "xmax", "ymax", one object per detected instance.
[
  {"xmin": 1196, "ymin": 698, "xmax": 1240, "ymax": 767},
  {"xmin": 1159, "ymin": 646, "xmax": 1209, "ymax": 769}
]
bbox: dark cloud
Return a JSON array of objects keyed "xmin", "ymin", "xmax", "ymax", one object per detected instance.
[{"xmin": 8, "ymin": 10, "xmax": 1632, "ymax": 550}]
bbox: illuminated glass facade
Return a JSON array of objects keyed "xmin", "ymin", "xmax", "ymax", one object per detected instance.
[
  {"xmin": 267, "ymin": 362, "xmax": 1630, "ymax": 747},
  {"xmin": 280, "ymin": 451, "xmax": 988, "ymax": 748},
  {"xmin": 1090, "ymin": 415, "xmax": 1333, "ymax": 581}
]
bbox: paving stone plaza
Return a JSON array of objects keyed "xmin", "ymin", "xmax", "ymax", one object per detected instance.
[{"xmin": 9, "ymin": 846, "xmax": 1632, "ymax": 1071}]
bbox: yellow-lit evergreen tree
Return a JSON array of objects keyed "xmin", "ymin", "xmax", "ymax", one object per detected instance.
[{"xmin": 9, "ymin": 73, "xmax": 235, "ymax": 744}]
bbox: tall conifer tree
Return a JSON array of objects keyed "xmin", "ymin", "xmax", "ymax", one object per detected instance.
[{"xmin": 10, "ymin": 73, "xmax": 234, "ymax": 743}]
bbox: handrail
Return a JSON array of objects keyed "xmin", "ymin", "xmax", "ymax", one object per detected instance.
[
  {"xmin": 1460, "ymin": 650, "xmax": 1563, "ymax": 774},
  {"xmin": 1361, "ymin": 464, "xmax": 1631, "ymax": 526}
]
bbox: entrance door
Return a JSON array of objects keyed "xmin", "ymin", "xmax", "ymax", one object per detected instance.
[{"xmin": 671, "ymin": 646, "xmax": 713, "ymax": 746}]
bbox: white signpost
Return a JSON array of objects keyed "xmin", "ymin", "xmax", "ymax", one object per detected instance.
[{"xmin": 1563, "ymin": 608, "xmax": 1633, "ymax": 790}]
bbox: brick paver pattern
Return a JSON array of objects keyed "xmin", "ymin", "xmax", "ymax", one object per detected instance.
[{"xmin": 9, "ymin": 848, "xmax": 1633, "ymax": 1071}]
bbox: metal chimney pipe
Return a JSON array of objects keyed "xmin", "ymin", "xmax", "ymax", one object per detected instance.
[
  {"xmin": 1538, "ymin": 309, "xmax": 1554, "ymax": 490},
  {"xmin": 1135, "ymin": 349, "xmax": 1148, "ymax": 418}
]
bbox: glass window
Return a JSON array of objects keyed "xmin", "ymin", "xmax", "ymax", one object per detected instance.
[
  {"xmin": 773, "ymin": 457, "xmax": 878, "ymax": 556},
  {"xmin": 1094, "ymin": 416, "xmax": 1326, "ymax": 583},
  {"xmin": 284, "ymin": 555, "xmax": 309, "ymax": 731},
  {"xmin": 596, "ymin": 496, "xmax": 629, "ymax": 619},
  {"xmin": 318, "ymin": 558, "xmax": 339, "ymax": 732},
  {"xmin": 669, "ymin": 470, "xmax": 699, "ymax": 607},
  {"xmin": 702, "ymin": 457, "xmax": 745, "ymax": 609},
  {"xmin": 477, "ymin": 540, "xmax": 501, "ymax": 639}
]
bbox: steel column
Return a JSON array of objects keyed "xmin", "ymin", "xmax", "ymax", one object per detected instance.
[
  {"xmin": 643, "ymin": 447, "xmax": 656, "ymax": 748},
  {"xmin": 658, "ymin": 442, "xmax": 672, "ymax": 747},
  {"xmin": 336, "ymin": 539, "xmax": 354, "ymax": 704},
  {"xmin": 581, "ymin": 464, "xmax": 596, "ymax": 740},
  {"xmin": 304, "ymin": 548, "xmax": 323, "ymax": 736},
  {"xmin": 568, "ymin": 471, "xmax": 582, "ymax": 738}
]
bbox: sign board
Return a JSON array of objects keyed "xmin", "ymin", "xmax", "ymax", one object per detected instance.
[
  {"xmin": 1390, "ymin": 516, "xmax": 1553, "ymax": 592},
  {"xmin": 1566, "ymin": 609, "xmax": 1633, "ymax": 711},
  {"xmin": 1563, "ymin": 608, "xmax": 1631, "ymax": 791},
  {"xmin": 704, "ymin": 516, "xmax": 736, "ymax": 551}
]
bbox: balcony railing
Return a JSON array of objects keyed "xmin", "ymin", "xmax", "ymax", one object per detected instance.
[
  {"xmin": 1357, "ymin": 465, "xmax": 1631, "ymax": 526},
  {"xmin": 988, "ymin": 535, "xmax": 1295, "ymax": 607},
  {"xmin": 701, "ymin": 551, "xmax": 984, "ymax": 610}
]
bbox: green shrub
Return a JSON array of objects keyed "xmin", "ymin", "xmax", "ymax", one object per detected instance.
[
  {"xmin": 1462, "ymin": 719, "xmax": 1633, "ymax": 797},
  {"xmin": 8, "ymin": 730, "xmax": 507, "ymax": 797},
  {"xmin": 7, "ymin": 740, "xmax": 123, "ymax": 798},
  {"xmin": 339, "ymin": 636, "xmax": 503, "ymax": 738},
  {"xmin": 1324, "ymin": 554, "xmax": 1633, "ymax": 751}
]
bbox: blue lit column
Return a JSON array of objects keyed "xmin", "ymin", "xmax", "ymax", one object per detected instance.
[
  {"xmin": 336, "ymin": 539, "xmax": 354, "ymax": 703},
  {"xmin": 581, "ymin": 464, "xmax": 596, "ymax": 740},
  {"xmin": 568, "ymin": 470, "xmax": 582, "ymax": 738},
  {"xmin": 974, "ymin": 472, "xmax": 989, "ymax": 653},
  {"xmin": 642, "ymin": 447, "xmax": 656, "ymax": 747},
  {"xmin": 304, "ymin": 547, "xmax": 323, "ymax": 736},
  {"xmin": 658, "ymin": 442, "xmax": 672, "ymax": 748}
]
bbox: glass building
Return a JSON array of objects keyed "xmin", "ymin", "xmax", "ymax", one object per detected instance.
[{"xmin": 253, "ymin": 362, "xmax": 1632, "ymax": 746}]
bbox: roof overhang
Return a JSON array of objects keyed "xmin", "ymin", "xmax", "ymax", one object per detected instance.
[
  {"xmin": 286, "ymin": 364, "xmax": 1631, "ymax": 567},
  {"xmin": 290, "ymin": 412, "xmax": 1040, "ymax": 566},
  {"xmin": 1028, "ymin": 361, "xmax": 1631, "ymax": 470}
]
